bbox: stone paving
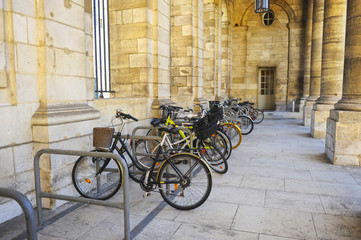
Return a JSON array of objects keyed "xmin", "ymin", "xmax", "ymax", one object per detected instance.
[{"xmin": 1, "ymin": 117, "xmax": 361, "ymax": 239}]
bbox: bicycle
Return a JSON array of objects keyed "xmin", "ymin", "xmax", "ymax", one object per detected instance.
[
  {"xmin": 136, "ymin": 106, "xmax": 229, "ymax": 174},
  {"xmin": 72, "ymin": 109, "xmax": 212, "ymax": 210}
]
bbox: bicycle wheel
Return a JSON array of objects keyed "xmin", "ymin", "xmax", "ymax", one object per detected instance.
[
  {"xmin": 134, "ymin": 139, "xmax": 163, "ymax": 170},
  {"xmin": 236, "ymin": 115, "xmax": 254, "ymax": 135},
  {"xmin": 196, "ymin": 139, "xmax": 228, "ymax": 174},
  {"xmin": 221, "ymin": 122, "xmax": 242, "ymax": 149},
  {"xmin": 72, "ymin": 155, "xmax": 122, "ymax": 200},
  {"xmin": 253, "ymin": 109, "xmax": 264, "ymax": 124},
  {"xmin": 158, "ymin": 153, "xmax": 212, "ymax": 210},
  {"xmin": 210, "ymin": 130, "xmax": 232, "ymax": 161}
]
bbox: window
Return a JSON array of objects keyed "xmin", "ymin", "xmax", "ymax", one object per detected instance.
[
  {"xmin": 93, "ymin": 0, "xmax": 112, "ymax": 98},
  {"xmin": 260, "ymin": 69, "xmax": 275, "ymax": 95},
  {"xmin": 262, "ymin": 10, "xmax": 274, "ymax": 26}
]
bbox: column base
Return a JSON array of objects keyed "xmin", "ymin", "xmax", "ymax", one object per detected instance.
[
  {"xmin": 303, "ymin": 100, "xmax": 315, "ymax": 126},
  {"xmin": 326, "ymin": 109, "xmax": 361, "ymax": 166},
  {"xmin": 151, "ymin": 98, "xmax": 176, "ymax": 118},
  {"xmin": 311, "ymin": 103, "xmax": 334, "ymax": 138},
  {"xmin": 298, "ymin": 97, "xmax": 307, "ymax": 114},
  {"xmin": 32, "ymin": 104, "xmax": 101, "ymax": 208}
]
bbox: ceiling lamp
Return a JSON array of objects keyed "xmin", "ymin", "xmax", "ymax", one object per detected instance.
[{"xmin": 255, "ymin": 0, "xmax": 270, "ymax": 13}]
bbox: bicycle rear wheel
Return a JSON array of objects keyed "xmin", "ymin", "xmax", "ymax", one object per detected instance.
[
  {"xmin": 134, "ymin": 139, "xmax": 162, "ymax": 170},
  {"xmin": 221, "ymin": 122, "xmax": 242, "ymax": 149},
  {"xmin": 158, "ymin": 153, "xmax": 212, "ymax": 210},
  {"xmin": 236, "ymin": 115, "xmax": 254, "ymax": 135},
  {"xmin": 197, "ymin": 139, "xmax": 228, "ymax": 174},
  {"xmin": 72, "ymin": 156, "xmax": 122, "ymax": 200}
]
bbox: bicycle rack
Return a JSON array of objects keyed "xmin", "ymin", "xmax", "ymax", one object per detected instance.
[
  {"xmin": 34, "ymin": 149, "xmax": 130, "ymax": 240},
  {"xmin": 0, "ymin": 188, "xmax": 38, "ymax": 240}
]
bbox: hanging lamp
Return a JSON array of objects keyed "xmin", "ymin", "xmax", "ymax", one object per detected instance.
[{"xmin": 255, "ymin": 0, "xmax": 270, "ymax": 13}]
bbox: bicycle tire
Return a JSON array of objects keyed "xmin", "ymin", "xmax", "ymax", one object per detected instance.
[
  {"xmin": 210, "ymin": 130, "xmax": 232, "ymax": 160},
  {"xmin": 236, "ymin": 115, "xmax": 254, "ymax": 135},
  {"xmin": 158, "ymin": 153, "xmax": 212, "ymax": 210},
  {"xmin": 221, "ymin": 122, "xmax": 242, "ymax": 149},
  {"xmin": 253, "ymin": 109, "xmax": 264, "ymax": 124},
  {"xmin": 134, "ymin": 139, "xmax": 163, "ymax": 170},
  {"xmin": 197, "ymin": 139, "xmax": 228, "ymax": 174},
  {"xmin": 72, "ymin": 155, "xmax": 122, "ymax": 200}
]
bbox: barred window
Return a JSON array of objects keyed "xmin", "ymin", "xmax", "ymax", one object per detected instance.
[
  {"xmin": 262, "ymin": 10, "xmax": 274, "ymax": 26},
  {"xmin": 93, "ymin": 0, "xmax": 112, "ymax": 98}
]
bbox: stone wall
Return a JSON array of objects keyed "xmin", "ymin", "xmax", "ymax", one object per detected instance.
[{"xmin": 0, "ymin": 0, "xmax": 99, "ymax": 224}]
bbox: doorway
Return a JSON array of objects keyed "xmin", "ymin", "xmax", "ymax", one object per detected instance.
[{"xmin": 258, "ymin": 68, "xmax": 275, "ymax": 110}]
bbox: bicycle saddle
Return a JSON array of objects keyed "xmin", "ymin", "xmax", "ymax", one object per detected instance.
[
  {"xmin": 150, "ymin": 118, "xmax": 167, "ymax": 126},
  {"xmin": 158, "ymin": 127, "xmax": 180, "ymax": 134}
]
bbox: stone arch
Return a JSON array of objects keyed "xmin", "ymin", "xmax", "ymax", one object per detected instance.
[{"xmin": 240, "ymin": 0, "xmax": 296, "ymax": 26}]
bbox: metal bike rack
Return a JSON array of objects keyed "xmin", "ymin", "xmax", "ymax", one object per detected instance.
[
  {"xmin": 34, "ymin": 149, "xmax": 130, "ymax": 240},
  {"xmin": 0, "ymin": 188, "xmax": 38, "ymax": 240}
]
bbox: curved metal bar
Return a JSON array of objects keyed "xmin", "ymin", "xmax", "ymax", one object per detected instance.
[{"xmin": 0, "ymin": 188, "xmax": 37, "ymax": 240}]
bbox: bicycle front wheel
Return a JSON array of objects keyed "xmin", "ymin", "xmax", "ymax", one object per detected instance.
[
  {"xmin": 221, "ymin": 122, "xmax": 242, "ymax": 149},
  {"xmin": 158, "ymin": 153, "xmax": 212, "ymax": 210},
  {"xmin": 196, "ymin": 139, "xmax": 228, "ymax": 174},
  {"xmin": 72, "ymin": 156, "xmax": 122, "ymax": 200}
]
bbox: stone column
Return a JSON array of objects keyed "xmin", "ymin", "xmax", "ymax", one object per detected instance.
[
  {"xmin": 170, "ymin": 0, "xmax": 205, "ymax": 107},
  {"xmin": 303, "ymin": 0, "xmax": 324, "ymax": 126},
  {"xmin": 326, "ymin": 0, "xmax": 361, "ymax": 166},
  {"xmin": 311, "ymin": 0, "xmax": 346, "ymax": 138},
  {"xmin": 287, "ymin": 22, "xmax": 305, "ymax": 111},
  {"xmin": 203, "ymin": 2, "xmax": 217, "ymax": 100},
  {"xmin": 220, "ymin": 20, "xmax": 230, "ymax": 99},
  {"xmin": 231, "ymin": 25, "xmax": 247, "ymax": 99},
  {"xmin": 300, "ymin": 0, "xmax": 314, "ymax": 116}
]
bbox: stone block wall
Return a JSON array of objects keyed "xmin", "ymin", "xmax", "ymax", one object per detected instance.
[{"xmin": 0, "ymin": 0, "xmax": 99, "ymax": 224}]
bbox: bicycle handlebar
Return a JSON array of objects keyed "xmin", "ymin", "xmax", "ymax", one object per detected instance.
[{"xmin": 116, "ymin": 109, "xmax": 138, "ymax": 122}]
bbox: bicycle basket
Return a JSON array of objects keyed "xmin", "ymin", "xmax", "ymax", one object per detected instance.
[
  {"xmin": 209, "ymin": 100, "xmax": 220, "ymax": 109},
  {"xmin": 208, "ymin": 105, "xmax": 224, "ymax": 121},
  {"xmin": 193, "ymin": 115, "xmax": 218, "ymax": 140},
  {"xmin": 93, "ymin": 127, "xmax": 114, "ymax": 148}
]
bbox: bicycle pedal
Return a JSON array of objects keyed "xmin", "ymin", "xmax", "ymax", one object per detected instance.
[{"xmin": 143, "ymin": 192, "xmax": 151, "ymax": 198}]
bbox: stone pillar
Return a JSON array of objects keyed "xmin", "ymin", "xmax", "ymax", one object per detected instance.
[
  {"xmin": 170, "ymin": 0, "xmax": 205, "ymax": 107},
  {"xmin": 326, "ymin": 0, "xmax": 361, "ymax": 166},
  {"xmin": 231, "ymin": 25, "xmax": 247, "ymax": 99},
  {"xmin": 303, "ymin": 0, "xmax": 324, "ymax": 126},
  {"xmin": 203, "ymin": 2, "xmax": 217, "ymax": 100},
  {"xmin": 287, "ymin": 22, "xmax": 305, "ymax": 111},
  {"xmin": 220, "ymin": 20, "xmax": 230, "ymax": 99},
  {"xmin": 31, "ymin": 0, "xmax": 100, "ymax": 208},
  {"xmin": 311, "ymin": 0, "xmax": 346, "ymax": 138},
  {"xmin": 300, "ymin": 0, "xmax": 314, "ymax": 116}
]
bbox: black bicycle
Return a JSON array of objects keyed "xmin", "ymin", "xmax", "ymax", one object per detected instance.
[{"xmin": 72, "ymin": 109, "xmax": 212, "ymax": 210}]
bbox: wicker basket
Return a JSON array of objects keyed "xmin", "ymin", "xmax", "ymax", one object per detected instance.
[
  {"xmin": 193, "ymin": 116, "xmax": 218, "ymax": 140},
  {"xmin": 93, "ymin": 127, "xmax": 114, "ymax": 148}
]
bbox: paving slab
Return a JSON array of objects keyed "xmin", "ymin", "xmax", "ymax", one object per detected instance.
[
  {"xmin": 172, "ymin": 223, "xmax": 259, "ymax": 240},
  {"xmin": 313, "ymin": 213, "xmax": 361, "ymax": 240},
  {"xmin": 231, "ymin": 205, "xmax": 318, "ymax": 239},
  {"xmin": 265, "ymin": 190, "xmax": 325, "ymax": 213}
]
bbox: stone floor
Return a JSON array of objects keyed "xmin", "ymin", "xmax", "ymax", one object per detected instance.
[{"xmin": 1, "ymin": 117, "xmax": 361, "ymax": 240}]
